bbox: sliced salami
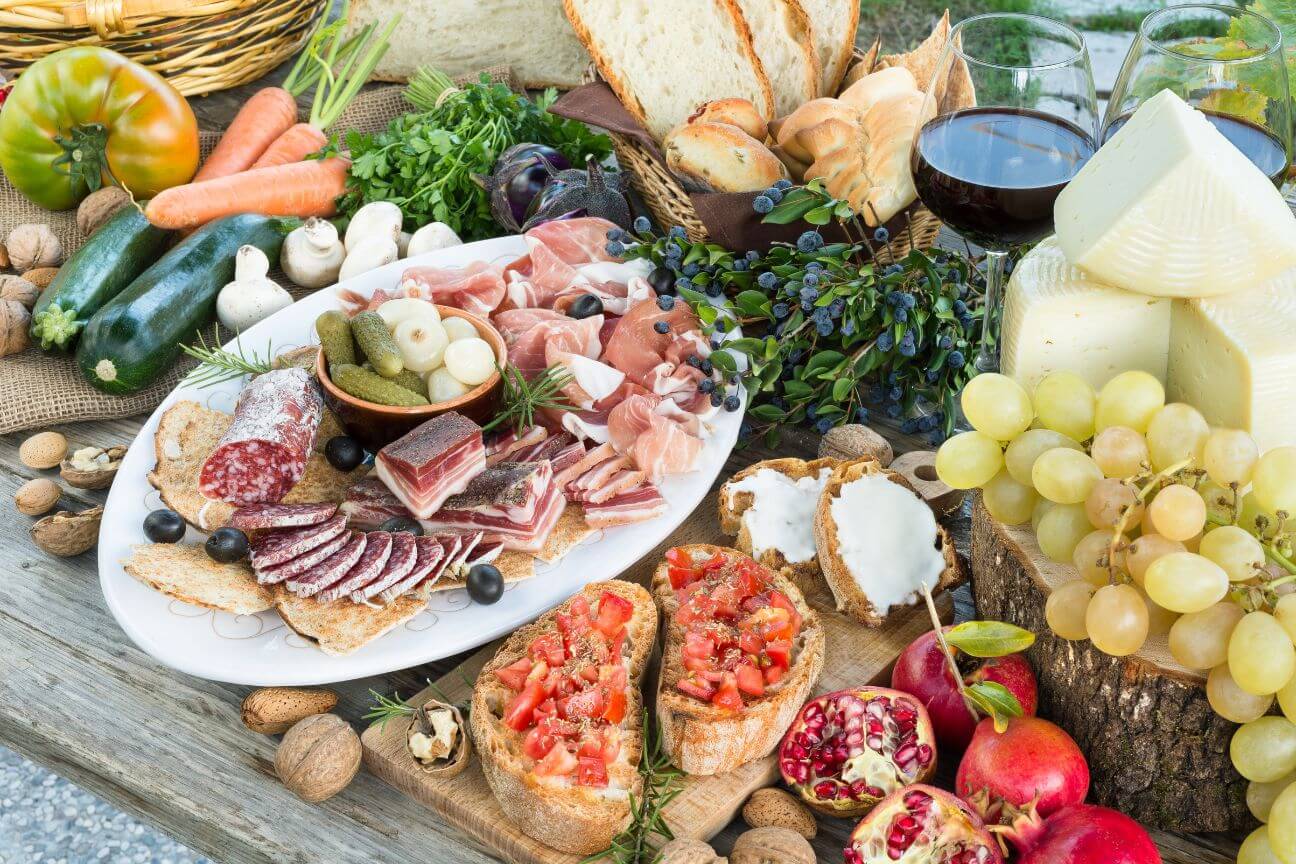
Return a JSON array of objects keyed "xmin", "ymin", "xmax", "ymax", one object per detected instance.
[
  {"xmin": 367, "ymin": 537, "xmax": 443, "ymax": 604},
  {"xmin": 255, "ymin": 530, "xmax": 350, "ymax": 584},
  {"xmin": 250, "ymin": 514, "xmax": 347, "ymax": 570},
  {"xmin": 284, "ymin": 533, "xmax": 367, "ymax": 598},
  {"xmin": 231, "ymin": 502, "xmax": 338, "ymax": 532},
  {"xmin": 420, "ymin": 534, "xmax": 463, "ymax": 593},
  {"xmin": 199, "ymin": 368, "xmax": 323, "ymax": 505},
  {"xmin": 331, "ymin": 532, "xmax": 417, "ymax": 603},
  {"xmin": 294, "ymin": 532, "xmax": 392, "ymax": 599}
]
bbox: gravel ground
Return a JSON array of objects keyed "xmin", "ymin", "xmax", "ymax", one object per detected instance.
[{"xmin": 1, "ymin": 747, "xmax": 209, "ymax": 864}]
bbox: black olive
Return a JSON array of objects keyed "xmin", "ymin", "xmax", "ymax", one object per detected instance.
[
  {"xmin": 379, "ymin": 516, "xmax": 424, "ymax": 536},
  {"xmin": 567, "ymin": 294, "xmax": 605, "ymax": 320},
  {"xmin": 325, "ymin": 436, "xmax": 365, "ymax": 471},
  {"xmin": 466, "ymin": 563, "xmax": 504, "ymax": 605},
  {"xmin": 206, "ymin": 527, "xmax": 250, "ymax": 563},
  {"xmin": 143, "ymin": 509, "xmax": 186, "ymax": 544},
  {"xmin": 648, "ymin": 266, "xmax": 676, "ymax": 296}
]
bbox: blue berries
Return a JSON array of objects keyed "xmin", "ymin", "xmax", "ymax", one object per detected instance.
[
  {"xmin": 705, "ymin": 283, "xmax": 723, "ymax": 298},
  {"xmin": 605, "ymin": 240, "xmax": 625, "ymax": 256},
  {"xmin": 854, "ymin": 406, "xmax": 870, "ymax": 423},
  {"xmin": 762, "ymin": 186, "xmax": 784, "ymax": 204},
  {"xmin": 665, "ymin": 242, "xmax": 682, "ymax": 259},
  {"xmin": 800, "ymin": 287, "xmax": 819, "ymax": 304},
  {"xmin": 895, "ymin": 308, "xmax": 908, "ymax": 323},
  {"xmin": 815, "ymin": 418, "xmax": 833, "ymax": 434},
  {"xmin": 758, "ymin": 271, "xmax": 778, "ymax": 290},
  {"xmin": 938, "ymin": 334, "xmax": 953, "ymax": 350},
  {"xmin": 797, "ymin": 231, "xmax": 823, "ymax": 253},
  {"xmin": 753, "ymin": 195, "xmax": 775, "ymax": 214},
  {"xmin": 774, "ymin": 178, "xmax": 793, "ymax": 190},
  {"xmin": 633, "ymin": 216, "xmax": 652, "ymax": 234},
  {"xmin": 724, "ymin": 395, "xmax": 741, "ymax": 412},
  {"xmin": 657, "ymin": 295, "xmax": 676, "ymax": 311},
  {"xmin": 669, "ymin": 226, "xmax": 687, "ymax": 240},
  {"xmin": 948, "ymin": 350, "xmax": 965, "ymax": 368},
  {"xmin": 606, "ymin": 228, "xmax": 626, "ymax": 242},
  {"xmin": 653, "ymin": 321, "xmax": 670, "ymax": 335},
  {"xmin": 877, "ymin": 331, "xmax": 895, "ymax": 351},
  {"xmin": 873, "ymin": 226, "xmax": 890, "ymax": 243},
  {"xmin": 802, "ymin": 272, "xmax": 819, "ymax": 287},
  {"xmin": 899, "ymin": 331, "xmax": 917, "ymax": 357},
  {"xmin": 953, "ymin": 299, "xmax": 968, "ymax": 316},
  {"xmin": 682, "ymin": 262, "xmax": 700, "ymax": 278},
  {"xmin": 700, "ymin": 379, "xmax": 716, "ymax": 393}
]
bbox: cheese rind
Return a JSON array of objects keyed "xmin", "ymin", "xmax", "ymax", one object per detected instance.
[
  {"xmin": 1054, "ymin": 89, "xmax": 1296, "ymax": 298},
  {"xmin": 1002, "ymin": 236, "xmax": 1171, "ymax": 393},
  {"xmin": 1168, "ymin": 271, "xmax": 1296, "ymax": 453}
]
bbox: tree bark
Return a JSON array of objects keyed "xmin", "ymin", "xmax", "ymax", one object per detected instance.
[{"xmin": 970, "ymin": 498, "xmax": 1251, "ymax": 832}]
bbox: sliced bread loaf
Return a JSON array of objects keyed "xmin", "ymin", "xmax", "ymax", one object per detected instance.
[
  {"xmin": 798, "ymin": 0, "xmax": 861, "ymax": 95},
  {"xmin": 344, "ymin": 0, "xmax": 589, "ymax": 88},
  {"xmin": 733, "ymin": 0, "xmax": 820, "ymax": 117},
  {"xmin": 564, "ymin": 0, "xmax": 775, "ymax": 139}
]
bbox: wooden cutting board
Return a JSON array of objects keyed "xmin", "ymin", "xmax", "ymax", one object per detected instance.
[{"xmin": 361, "ymin": 484, "xmax": 955, "ymax": 864}]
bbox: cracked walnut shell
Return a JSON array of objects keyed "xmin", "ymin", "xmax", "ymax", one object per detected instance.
[{"xmin": 31, "ymin": 506, "xmax": 102, "ymax": 556}]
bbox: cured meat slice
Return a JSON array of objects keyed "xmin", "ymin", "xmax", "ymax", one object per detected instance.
[
  {"xmin": 584, "ymin": 485, "xmax": 668, "ymax": 529},
  {"xmin": 504, "ymin": 240, "xmax": 587, "ymax": 309},
  {"xmin": 420, "ymin": 534, "xmax": 462, "ymax": 593},
  {"xmin": 508, "ymin": 315, "xmax": 603, "ymax": 379},
  {"xmin": 633, "ymin": 412, "xmax": 703, "ymax": 483},
  {"xmin": 493, "ymin": 308, "xmax": 568, "ymax": 346},
  {"xmin": 250, "ymin": 514, "xmax": 347, "ymax": 570},
  {"xmin": 500, "ymin": 485, "xmax": 566, "ymax": 553},
  {"xmin": 373, "ymin": 536, "xmax": 445, "ymax": 603},
  {"xmin": 198, "ymin": 368, "xmax": 323, "ymax": 505},
  {"xmin": 255, "ymin": 530, "xmax": 350, "ymax": 584},
  {"xmin": 421, "ymin": 462, "xmax": 553, "ymax": 532},
  {"xmin": 608, "ymin": 392, "xmax": 663, "ymax": 454},
  {"xmin": 231, "ymin": 502, "xmax": 338, "ymax": 532},
  {"xmin": 485, "ymin": 426, "xmax": 548, "ymax": 466},
  {"xmin": 554, "ymin": 442, "xmax": 615, "ymax": 490},
  {"xmin": 324, "ymin": 531, "xmax": 417, "ymax": 603},
  {"xmin": 512, "ymin": 431, "xmax": 575, "ymax": 464},
  {"xmin": 568, "ymin": 454, "xmax": 633, "ymax": 494},
  {"xmin": 549, "ymin": 441, "xmax": 587, "ymax": 476},
  {"xmin": 375, "ymin": 412, "xmax": 486, "ymax": 519},
  {"xmin": 284, "ymin": 532, "xmax": 369, "ymax": 598},
  {"xmin": 396, "ymin": 260, "xmax": 506, "ymax": 317},
  {"xmin": 339, "ymin": 476, "xmax": 411, "ymax": 530},
  {"xmin": 547, "ymin": 350, "xmax": 626, "ymax": 410},
  {"xmin": 572, "ymin": 470, "xmax": 646, "ymax": 505},
  {"xmin": 602, "ymin": 298, "xmax": 702, "ymax": 388},
  {"xmin": 462, "ymin": 540, "xmax": 504, "ymax": 569},
  {"xmin": 524, "ymin": 217, "xmax": 621, "ymax": 264}
]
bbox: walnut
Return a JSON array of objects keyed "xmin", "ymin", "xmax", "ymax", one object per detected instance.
[
  {"xmin": 274, "ymin": 714, "xmax": 361, "ymax": 803},
  {"xmin": 728, "ymin": 827, "xmax": 815, "ymax": 864},
  {"xmin": 77, "ymin": 186, "xmax": 131, "ymax": 236},
  {"xmin": 0, "ymin": 275, "xmax": 39, "ymax": 310},
  {"xmin": 658, "ymin": 839, "xmax": 726, "ymax": 863},
  {"xmin": 19, "ymin": 431, "xmax": 67, "ymax": 469},
  {"xmin": 741, "ymin": 788, "xmax": 817, "ymax": 839},
  {"xmin": 242, "ymin": 688, "xmax": 339, "ymax": 735},
  {"xmin": 0, "ymin": 299, "xmax": 30, "ymax": 357},
  {"xmin": 819, "ymin": 423, "xmax": 893, "ymax": 466},
  {"xmin": 60, "ymin": 445, "xmax": 127, "ymax": 490},
  {"xmin": 406, "ymin": 698, "xmax": 471, "ymax": 777},
  {"xmin": 6, "ymin": 224, "xmax": 62, "ymax": 272},
  {"xmin": 31, "ymin": 506, "xmax": 102, "ymax": 556},
  {"xmin": 15, "ymin": 478, "xmax": 61, "ymax": 516},
  {"xmin": 22, "ymin": 267, "xmax": 58, "ymax": 289}
]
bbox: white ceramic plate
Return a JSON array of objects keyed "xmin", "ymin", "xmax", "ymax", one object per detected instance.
[{"xmin": 99, "ymin": 235, "xmax": 742, "ymax": 686}]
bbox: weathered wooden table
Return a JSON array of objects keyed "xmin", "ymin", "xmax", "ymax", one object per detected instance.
[{"xmin": 0, "ymin": 70, "xmax": 1244, "ymax": 864}]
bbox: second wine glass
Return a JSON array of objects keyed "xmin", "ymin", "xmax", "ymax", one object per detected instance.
[{"xmin": 910, "ymin": 13, "xmax": 1098, "ymax": 373}]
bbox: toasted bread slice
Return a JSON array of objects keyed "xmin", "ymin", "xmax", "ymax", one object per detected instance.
[
  {"xmin": 733, "ymin": 0, "xmax": 820, "ymax": 116},
  {"xmin": 275, "ymin": 588, "xmax": 428, "ymax": 656},
  {"xmin": 652, "ymin": 545, "xmax": 825, "ymax": 775},
  {"xmin": 798, "ymin": 0, "xmax": 860, "ymax": 95},
  {"xmin": 123, "ymin": 543, "xmax": 273, "ymax": 615},
  {"xmin": 718, "ymin": 457, "xmax": 837, "ymax": 595},
  {"xmin": 471, "ymin": 580, "xmax": 657, "ymax": 855},
  {"xmin": 813, "ymin": 458, "xmax": 962, "ymax": 626}
]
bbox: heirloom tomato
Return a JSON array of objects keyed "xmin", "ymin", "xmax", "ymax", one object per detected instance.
[{"xmin": 0, "ymin": 47, "xmax": 199, "ymax": 210}]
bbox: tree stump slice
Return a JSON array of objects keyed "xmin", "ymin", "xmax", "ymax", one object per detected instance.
[{"xmin": 969, "ymin": 496, "xmax": 1251, "ymax": 832}]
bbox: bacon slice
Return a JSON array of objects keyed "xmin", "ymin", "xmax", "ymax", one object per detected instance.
[
  {"xmin": 420, "ymin": 462, "xmax": 552, "ymax": 532},
  {"xmin": 583, "ymin": 485, "xmax": 668, "ymax": 529},
  {"xmin": 375, "ymin": 412, "xmax": 485, "ymax": 519},
  {"xmin": 554, "ymin": 442, "xmax": 615, "ymax": 492},
  {"xmin": 486, "ymin": 425, "xmax": 548, "ymax": 466}
]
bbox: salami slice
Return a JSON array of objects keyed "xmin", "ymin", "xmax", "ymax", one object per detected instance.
[
  {"xmin": 324, "ymin": 532, "xmax": 417, "ymax": 603},
  {"xmin": 199, "ymin": 368, "xmax": 323, "ymax": 505},
  {"xmin": 365, "ymin": 537, "xmax": 443, "ymax": 604},
  {"xmin": 255, "ymin": 531, "xmax": 350, "ymax": 584},
  {"xmin": 231, "ymin": 502, "xmax": 338, "ymax": 532},
  {"xmin": 250, "ymin": 514, "xmax": 347, "ymax": 570},
  {"xmin": 284, "ymin": 533, "xmax": 367, "ymax": 598},
  {"xmin": 293, "ymin": 532, "xmax": 392, "ymax": 599}
]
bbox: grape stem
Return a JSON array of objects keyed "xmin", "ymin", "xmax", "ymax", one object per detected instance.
[
  {"xmin": 921, "ymin": 585, "xmax": 980, "ymax": 727},
  {"xmin": 1107, "ymin": 458, "xmax": 1194, "ymax": 584}
]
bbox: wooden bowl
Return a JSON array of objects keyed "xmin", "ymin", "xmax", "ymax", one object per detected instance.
[{"xmin": 317, "ymin": 305, "xmax": 506, "ymax": 452}]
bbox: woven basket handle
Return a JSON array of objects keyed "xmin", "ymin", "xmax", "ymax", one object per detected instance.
[{"xmin": 62, "ymin": 0, "xmax": 197, "ymax": 37}]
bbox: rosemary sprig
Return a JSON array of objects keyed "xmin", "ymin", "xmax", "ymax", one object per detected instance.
[
  {"xmin": 364, "ymin": 688, "xmax": 416, "ymax": 729},
  {"xmin": 581, "ymin": 711, "xmax": 684, "ymax": 864},
  {"xmin": 482, "ymin": 364, "xmax": 577, "ymax": 434},
  {"xmin": 180, "ymin": 330, "xmax": 273, "ymax": 388}
]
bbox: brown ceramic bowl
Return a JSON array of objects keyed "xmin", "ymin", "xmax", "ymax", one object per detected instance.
[{"xmin": 317, "ymin": 304, "xmax": 507, "ymax": 452}]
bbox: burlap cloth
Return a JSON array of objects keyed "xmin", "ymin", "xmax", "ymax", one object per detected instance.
[{"xmin": 0, "ymin": 70, "xmax": 514, "ymax": 434}]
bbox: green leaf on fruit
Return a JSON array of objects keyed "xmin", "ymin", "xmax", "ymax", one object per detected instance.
[
  {"xmin": 946, "ymin": 621, "xmax": 1036, "ymax": 658},
  {"xmin": 966, "ymin": 681, "xmax": 1024, "ymax": 733}
]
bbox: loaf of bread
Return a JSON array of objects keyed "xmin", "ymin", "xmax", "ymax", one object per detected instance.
[
  {"xmin": 564, "ymin": 0, "xmax": 774, "ymax": 139},
  {"xmin": 343, "ymin": 0, "xmax": 589, "ymax": 88},
  {"xmin": 664, "ymin": 122, "xmax": 788, "ymax": 193},
  {"xmin": 797, "ymin": 0, "xmax": 860, "ymax": 95},
  {"xmin": 732, "ymin": 0, "xmax": 819, "ymax": 117}
]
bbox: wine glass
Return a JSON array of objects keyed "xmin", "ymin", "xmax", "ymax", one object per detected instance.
[
  {"xmin": 910, "ymin": 13, "xmax": 1098, "ymax": 373},
  {"xmin": 1105, "ymin": 4, "xmax": 1291, "ymax": 185}
]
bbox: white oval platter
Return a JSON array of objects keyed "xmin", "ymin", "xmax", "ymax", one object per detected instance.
[{"xmin": 98, "ymin": 234, "xmax": 742, "ymax": 686}]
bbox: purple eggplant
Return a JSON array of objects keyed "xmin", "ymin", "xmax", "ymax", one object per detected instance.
[{"xmin": 486, "ymin": 144, "xmax": 571, "ymax": 231}]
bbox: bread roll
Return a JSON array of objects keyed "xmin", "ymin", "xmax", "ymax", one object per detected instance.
[
  {"xmin": 774, "ymin": 98, "xmax": 858, "ymax": 164},
  {"xmin": 664, "ymin": 122, "xmax": 789, "ymax": 193},
  {"xmin": 839, "ymin": 66, "xmax": 919, "ymax": 114},
  {"xmin": 689, "ymin": 98, "xmax": 769, "ymax": 141}
]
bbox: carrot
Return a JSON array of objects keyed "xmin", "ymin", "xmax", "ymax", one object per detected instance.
[
  {"xmin": 193, "ymin": 87, "xmax": 298, "ymax": 183},
  {"xmin": 145, "ymin": 157, "xmax": 351, "ymax": 230},
  {"xmin": 251, "ymin": 122, "xmax": 330, "ymax": 169}
]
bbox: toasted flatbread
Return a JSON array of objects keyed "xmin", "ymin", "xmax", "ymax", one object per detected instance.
[
  {"xmin": 122, "ymin": 543, "xmax": 273, "ymax": 615},
  {"xmin": 534, "ymin": 504, "xmax": 598, "ymax": 565},
  {"xmin": 275, "ymin": 589, "xmax": 428, "ymax": 656},
  {"xmin": 874, "ymin": 9, "xmax": 975, "ymax": 110}
]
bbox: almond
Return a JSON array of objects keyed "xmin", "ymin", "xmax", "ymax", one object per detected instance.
[
  {"xmin": 31, "ymin": 506, "xmax": 102, "ymax": 556},
  {"xmin": 242, "ymin": 687, "xmax": 340, "ymax": 735},
  {"xmin": 741, "ymin": 788, "xmax": 817, "ymax": 839},
  {"xmin": 20, "ymin": 431, "xmax": 67, "ymax": 469},
  {"xmin": 15, "ymin": 477, "xmax": 61, "ymax": 516},
  {"xmin": 819, "ymin": 423, "xmax": 892, "ymax": 466},
  {"xmin": 729, "ymin": 827, "xmax": 815, "ymax": 864},
  {"xmin": 21, "ymin": 267, "xmax": 58, "ymax": 289}
]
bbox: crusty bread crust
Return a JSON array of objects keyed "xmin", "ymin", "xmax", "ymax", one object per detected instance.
[
  {"xmin": 813, "ymin": 459, "xmax": 962, "ymax": 627},
  {"xmin": 718, "ymin": 457, "xmax": 838, "ymax": 596},
  {"xmin": 471, "ymin": 580, "xmax": 657, "ymax": 855},
  {"xmin": 664, "ymin": 122, "xmax": 788, "ymax": 193},
  {"xmin": 652, "ymin": 544, "xmax": 825, "ymax": 776}
]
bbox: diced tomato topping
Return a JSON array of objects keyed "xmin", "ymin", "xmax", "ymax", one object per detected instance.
[
  {"xmin": 764, "ymin": 664, "xmax": 788, "ymax": 685},
  {"xmin": 594, "ymin": 591, "xmax": 634, "ymax": 636},
  {"xmin": 765, "ymin": 639, "xmax": 792, "ymax": 667},
  {"xmin": 702, "ymin": 553, "xmax": 727, "ymax": 572},
  {"xmin": 738, "ymin": 630, "xmax": 763, "ymax": 656},
  {"xmin": 665, "ymin": 547, "xmax": 692, "ymax": 568},
  {"xmin": 576, "ymin": 755, "xmax": 609, "ymax": 787},
  {"xmin": 534, "ymin": 744, "xmax": 578, "ymax": 777},
  {"xmin": 563, "ymin": 686, "xmax": 606, "ymax": 720},
  {"xmin": 736, "ymin": 662, "xmax": 766, "ymax": 696},
  {"xmin": 528, "ymin": 632, "xmax": 566, "ymax": 666},
  {"xmin": 676, "ymin": 674, "xmax": 716, "ymax": 701},
  {"xmin": 504, "ymin": 680, "xmax": 548, "ymax": 731},
  {"xmin": 534, "ymin": 698, "xmax": 557, "ymax": 720},
  {"xmin": 523, "ymin": 717, "xmax": 566, "ymax": 760},
  {"xmin": 768, "ymin": 589, "xmax": 802, "ymax": 631},
  {"xmin": 569, "ymin": 595, "xmax": 591, "ymax": 618},
  {"xmin": 495, "ymin": 657, "xmax": 533, "ymax": 691},
  {"xmin": 712, "ymin": 672, "xmax": 744, "ymax": 712},
  {"xmin": 578, "ymin": 729, "xmax": 621, "ymax": 764},
  {"xmin": 602, "ymin": 687, "xmax": 627, "ymax": 724}
]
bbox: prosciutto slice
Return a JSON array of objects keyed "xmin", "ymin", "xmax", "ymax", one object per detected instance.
[
  {"xmin": 493, "ymin": 308, "xmax": 568, "ymax": 345},
  {"xmin": 508, "ymin": 315, "xmax": 602, "ymax": 378},
  {"xmin": 602, "ymin": 298, "xmax": 705, "ymax": 391},
  {"xmin": 396, "ymin": 260, "xmax": 506, "ymax": 317},
  {"xmin": 584, "ymin": 485, "xmax": 668, "ymax": 529},
  {"xmin": 375, "ymin": 412, "xmax": 485, "ymax": 519},
  {"xmin": 524, "ymin": 218, "xmax": 621, "ymax": 264},
  {"xmin": 504, "ymin": 240, "xmax": 587, "ymax": 309},
  {"xmin": 633, "ymin": 412, "xmax": 703, "ymax": 484}
]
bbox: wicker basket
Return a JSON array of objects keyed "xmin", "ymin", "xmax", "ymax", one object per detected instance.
[{"xmin": 0, "ymin": 0, "xmax": 327, "ymax": 96}]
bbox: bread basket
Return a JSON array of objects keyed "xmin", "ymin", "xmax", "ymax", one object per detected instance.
[{"xmin": 0, "ymin": 0, "xmax": 328, "ymax": 96}]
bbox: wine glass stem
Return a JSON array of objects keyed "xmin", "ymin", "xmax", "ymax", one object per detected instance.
[{"xmin": 976, "ymin": 249, "xmax": 1007, "ymax": 373}]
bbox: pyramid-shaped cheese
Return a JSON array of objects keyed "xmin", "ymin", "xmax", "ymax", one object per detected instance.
[{"xmin": 1054, "ymin": 89, "xmax": 1296, "ymax": 298}]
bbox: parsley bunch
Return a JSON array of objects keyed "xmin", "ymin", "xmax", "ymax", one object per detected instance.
[{"xmin": 337, "ymin": 68, "xmax": 611, "ymax": 241}]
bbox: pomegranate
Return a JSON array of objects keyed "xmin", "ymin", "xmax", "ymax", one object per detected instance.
[
  {"xmin": 845, "ymin": 784, "xmax": 1003, "ymax": 864},
  {"xmin": 778, "ymin": 686, "xmax": 937, "ymax": 817},
  {"xmin": 1004, "ymin": 803, "xmax": 1161, "ymax": 864},
  {"xmin": 891, "ymin": 627, "xmax": 1038, "ymax": 751},
  {"xmin": 956, "ymin": 717, "xmax": 1090, "ymax": 823}
]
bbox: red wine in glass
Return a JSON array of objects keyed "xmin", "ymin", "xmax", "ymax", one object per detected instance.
[
  {"xmin": 912, "ymin": 107, "xmax": 1097, "ymax": 249},
  {"xmin": 1105, "ymin": 109, "xmax": 1286, "ymax": 184}
]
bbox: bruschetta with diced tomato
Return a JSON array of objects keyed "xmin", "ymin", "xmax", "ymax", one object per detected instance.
[
  {"xmin": 652, "ymin": 544, "xmax": 825, "ymax": 776},
  {"xmin": 470, "ymin": 580, "xmax": 657, "ymax": 854}
]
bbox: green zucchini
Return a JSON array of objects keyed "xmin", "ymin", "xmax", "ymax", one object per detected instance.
[
  {"xmin": 30, "ymin": 205, "xmax": 170, "ymax": 351},
  {"xmin": 76, "ymin": 214, "xmax": 288, "ymax": 395}
]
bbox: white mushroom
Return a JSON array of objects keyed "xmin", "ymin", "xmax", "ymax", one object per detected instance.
[
  {"xmin": 281, "ymin": 218, "xmax": 345, "ymax": 289},
  {"xmin": 338, "ymin": 235, "xmax": 399, "ymax": 282},
  {"xmin": 216, "ymin": 245, "xmax": 293, "ymax": 332},
  {"xmin": 343, "ymin": 201, "xmax": 403, "ymax": 251},
  {"xmin": 406, "ymin": 222, "xmax": 463, "ymax": 258}
]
